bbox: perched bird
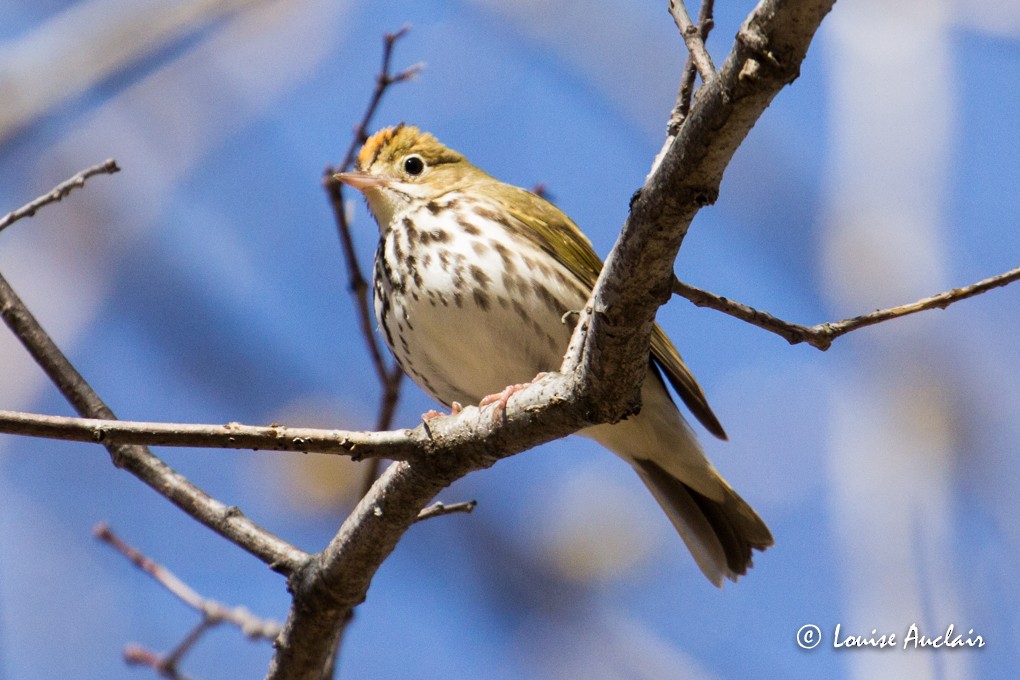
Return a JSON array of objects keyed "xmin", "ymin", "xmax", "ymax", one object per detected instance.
[{"xmin": 336, "ymin": 124, "xmax": 772, "ymax": 585}]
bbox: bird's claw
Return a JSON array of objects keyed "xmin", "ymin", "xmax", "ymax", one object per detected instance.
[
  {"xmin": 479, "ymin": 373, "xmax": 549, "ymax": 422},
  {"xmin": 422, "ymin": 401, "xmax": 463, "ymax": 422}
]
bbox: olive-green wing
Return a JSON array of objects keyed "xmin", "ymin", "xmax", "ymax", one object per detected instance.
[
  {"xmin": 497, "ymin": 183, "xmax": 604, "ymax": 288},
  {"xmin": 497, "ymin": 182, "xmax": 726, "ymax": 439}
]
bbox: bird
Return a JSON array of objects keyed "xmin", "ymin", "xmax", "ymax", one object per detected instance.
[{"xmin": 335, "ymin": 124, "xmax": 772, "ymax": 585}]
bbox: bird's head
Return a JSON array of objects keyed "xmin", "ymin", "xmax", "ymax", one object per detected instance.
[{"xmin": 335, "ymin": 124, "xmax": 485, "ymax": 228}]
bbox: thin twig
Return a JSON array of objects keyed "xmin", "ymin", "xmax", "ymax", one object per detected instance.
[
  {"xmin": 668, "ymin": 0, "xmax": 715, "ymax": 82},
  {"xmin": 322, "ymin": 26, "xmax": 422, "ymax": 535},
  {"xmin": 341, "ymin": 25, "xmax": 425, "ymax": 171},
  {"xmin": 674, "ymin": 0, "xmax": 715, "ymax": 131},
  {"xmin": 0, "ymin": 159, "xmax": 120, "ymax": 233},
  {"xmin": 650, "ymin": 0, "xmax": 715, "ymax": 179},
  {"xmin": 673, "ymin": 265, "xmax": 1020, "ymax": 350},
  {"xmin": 98, "ymin": 521, "xmax": 282, "ymax": 678},
  {"xmin": 323, "ymin": 23, "xmax": 421, "ymax": 386},
  {"xmin": 0, "ymin": 409, "xmax": 417, "ymax": 459},
  {"xmin": 95, "ymin": 523, "xmax": 283, "ymax": 640},
  {"xmin": 321, "ymin": 26, "xmax": 414, "ymax": 434},
  {"xmin": 124, "ymin": 644, "xmax": 195, "ymax": 680},
  {"xmin": 415, "ymin": 500, "xmax": 478, "ymax": 524},
  {"xmin": 162, "ymin": 620, "xmax": 216, "ymax": 672},
  {"xmin": 320, "ymin": 28, "xmax": 427, "ymax": 675}
]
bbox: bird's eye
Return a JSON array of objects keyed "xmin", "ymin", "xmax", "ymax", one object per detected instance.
[{"xmin": 403, "ymin": 155, "xmax": 425, "ymax": 176}]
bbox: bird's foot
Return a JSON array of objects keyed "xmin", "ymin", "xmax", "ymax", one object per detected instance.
[
  {"xmin": 479, "ymin": 373, "xmax": 549, "ymax": 422},
  {"xmin": 422, "ymin": 401, "xmax": 463, "ymax": 422}
]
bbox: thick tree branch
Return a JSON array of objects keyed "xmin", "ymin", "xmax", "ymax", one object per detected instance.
[
  {"xmin": 674, "ymin": 266, "xmax": 1020, "ymax": 350},
  {"xmin": 0, "ymin": 159, "xmax": 119, "ymax": 233},
  {"xmin": 0, "ymin": 8, "xmax": 849, "ymax": 677},
  {"xmin": 267, "ymin": 375, "xmax": 585, "ymax": 678},
  {"xmin": 565, "ymin": 0, "xmax": 836, "ymax": 423}
]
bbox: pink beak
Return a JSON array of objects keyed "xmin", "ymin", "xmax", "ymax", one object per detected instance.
[{"xmin": 334, "ymin": 171, "xmax": 389, "ymax": 192}]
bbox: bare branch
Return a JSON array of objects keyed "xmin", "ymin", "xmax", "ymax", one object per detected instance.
[
  {"xmin": 267, "ymin": 374, "xmax": 585, "ymax": 679},
  {"xmin": 668, "ymin": 0, "xmax": 715, "ymax": 82},
  {"xmin": 0, "ymin": 159, "xmax": 120, "ymax": 233},
  {"xmin": 651, "ymin": 0, "xmax": 716, "ymax": 177},
  {"xmin": 415, "ymin": 500, "xmax": 478, "ymax": 524},
  {"xmin": 677, "ymin": 0, "xmax": 715, "ymax": 129},
  {"xmin": 674, "ymin": 264, "xmax": 1020, "ymax": 350},
  {"xmin": 161, "ymin": 621, "xmax": 213, "ymax": 675},
  {"xmin": 95, "ymin": 523, "xmax": 282, "ymax": 640},
  {"xmin": 320, "ymin": 25, "xmax": 412, "ymax": 437},
  {"xmin": 0, "ymin": 269, "xmax": 307, "ymax": 575},
  {"xmin": 346, "ymin": 25, "xmax": 424, "ymax": 167},
  {"xmin": 124, "ymin": 623, "xmax": 207, "ymax": 680},
  {"xmin": 673, "ymin": 278, "xmax": 817, "ymax": 345},
  {"xmin": 0, "ymin": 409, "xmax": 419, "ymax": 459}
]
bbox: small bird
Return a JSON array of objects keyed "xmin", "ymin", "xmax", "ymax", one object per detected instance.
[{"xmin": 336, "ymin": 125, "xmax": 772, "ymax": 585}]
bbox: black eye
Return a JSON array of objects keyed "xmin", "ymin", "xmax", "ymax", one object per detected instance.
[{"xmin": 403, "ymin": 155, "xmax": 425, "ymax": 176}]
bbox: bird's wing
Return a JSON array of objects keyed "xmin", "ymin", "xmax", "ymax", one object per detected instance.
[{"xmin": 498, "ymin": 183, "xmax": 726, "ymax": 439}]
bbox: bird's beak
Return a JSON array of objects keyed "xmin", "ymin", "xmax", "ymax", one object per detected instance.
[{"xmin": 334, "ymin": 171, "xmax": 389, "ymax": 192}]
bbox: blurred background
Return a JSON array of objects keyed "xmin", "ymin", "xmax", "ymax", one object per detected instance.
[{"xmin": 1, "ymin": 0, "xmax": 1018, "ymax": 678}]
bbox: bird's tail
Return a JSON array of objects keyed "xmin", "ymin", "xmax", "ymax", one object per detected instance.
[
  {"xmin": 582, "ymin": 380, "xmax": 773, "ymax": 586},
  {"xmin": 630, "ymin": 455, "xmax": 773, "ymax": 586}
]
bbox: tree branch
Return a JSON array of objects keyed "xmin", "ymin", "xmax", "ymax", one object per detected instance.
[
  {"xmin": 674, "ymin": 265, "xmax": 1020, "ymax": 350},
  {"xmin": 650, "ymin": 0, "xmax": 716, "ymax": 180},
  {"xmin": 0, "ymin": 409, "xmax": 418, "ymax": 459},
  {"xmin": 267, "ymin": 375, "xmax": 585, "ymax": 678},
  {"xmin": 321, "ymin": 25, "xmax": 420, "ymax": 393},
  {"xmin": 98, "ymin": 522, "xmax": 281, "ymax": 678},
  {"xmin": 124, "ymin": 623, "xmax": 206, "ymax": 680},
  {"xmin": 320, "ymin": 31, "xmax": 419, "ymax": 563},
  {"xmin": 0, "ymin": 159, "xmax": 120, "ymax": 234},
  {"xmin": 565, "ymin": 0, "xmax": 837, "ymax": 423},
  {"xmin": 668, "ymin": 0, "xmax": 715, "ymax": 82},
  {"xmin": 415, "ymin": 500, "xmax": 478, "ymax": 524},
  {"xmin": 95, "ymin": 523, "xmax": 283, "ymax": 641},
  {"xmin": 319, "ymin": 28, "xmax": 425, "ymax": 670},
  {"xmin": 0, "ymin": 259, "xmax": 306, "ymax": 575}
]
